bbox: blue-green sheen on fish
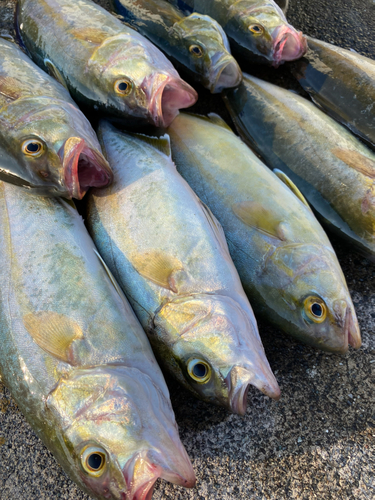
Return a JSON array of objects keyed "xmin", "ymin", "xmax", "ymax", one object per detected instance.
[
  {"xmin": 17, "ymin": 0, "xmax": 197, "ymax": 127},
  {"xmin": 84, "ymin": 121, "xmax": 280, "ymax": 416},
  {"xmin": 0, "ymin": 181, "xmax": 195, "ymax": 500},
  {"xmin": 223, "ymin": 73, "xmax": 375, "ymax": 260},
  {"xmin": 112, "ymin": 0, "xmax": 242, "ymax": 93},
  {"xmin": 292, "ymin": 37, "xmax": 375, "ymax": 148},
  {"xmin": 0, "ymin": 38, "xmax": 112, "ymax": 198},
  {"xmin": 168, "ymin": 113, "xmax": 361, "ymax": 354},
  {"xmin": 168, "ymin": 0, "xmax": 306, "ymax": 66}
]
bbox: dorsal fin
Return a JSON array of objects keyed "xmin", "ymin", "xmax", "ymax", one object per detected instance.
[
  {"xmin": 332, "ymin": 148, "xmax": 375, "ymax": 179},
  {"xmin": 23, "ymin": 311, "xmax": 83, "ymax": 364},
  {"xmin": 273, "ymin": 169, "xmax": 312, "ymax": 211},
  {"xmin": 207, "ymin": 113, "xmax": 232, "ymax": 131},
  {"xmin": 199, "ymin": 199, "xmax": 231, "ymax": 256},
  {"xmin": 232, "ymin": 201, "xmax": 287, "ymax": 240},
  {"xmin": 134, "ymin": 133, "xmax": 172, "ymax": 158},
  {"xmin": 44, "ymin": 59, "xmax": 69, "ymax": 90}
]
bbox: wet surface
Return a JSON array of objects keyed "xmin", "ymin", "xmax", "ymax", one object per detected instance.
[{"xmin": 0, "ymin": 0, "xmax": 374, "ymax": 499}]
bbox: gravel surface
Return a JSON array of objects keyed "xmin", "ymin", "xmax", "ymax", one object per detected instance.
[{"xmin": 1, "ymin": 0, "xmax": 374, "ymax": 499}]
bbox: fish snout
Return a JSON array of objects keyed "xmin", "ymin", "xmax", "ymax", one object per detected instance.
[
  {"xmin": 272, "ymin": 25, "xmax": 307, "ymax": 66},
  {"xmin": 210, "ymin": 55, "xmax": 242, "ymax": 93},
  {"xmin": 226, "ymin": 365, "xmax": 281, "ymax": 416},
  {"xmin": 147, "ymin": 75, "xmax": 197, "ymax": 127},
  {"xmin": 332, "ymin": 300, "xmax": 361, "ymax": 353},
  {"xmin": 58, "ymin": 137, "xmax": 112, "ymax": 199}
]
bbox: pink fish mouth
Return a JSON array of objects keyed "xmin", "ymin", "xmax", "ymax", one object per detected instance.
[
  {"xmin": 211, "ymin": 57, "xmax": 242, "ymax": 93},
  {"xmin": 345, "ymin": 307, "xmax": 361, "ymax": 350},
  {"xmin": 226, "ymin": 366, "xmax": 281, "ymax": 416},
  {"xmin": 149, "ymin": 77, "xmax": 198, "ymax": 127},
  {"xmin": 272, "ymin": 26, "xmax": 307, "ymax": 66},
  {"xmin": 58, "ymin": 137, "xmax": 113, "ymax": 199}
]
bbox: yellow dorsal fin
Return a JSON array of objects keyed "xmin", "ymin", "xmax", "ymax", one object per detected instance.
[
  {"xmin": 199, "ymin": 199, "xmax": 230, "ymax": 256},
  {"xmin": 44, "ymin": 59, "xmax": 68, "ymax": 90},
  {"xmin": 0, "ymin": 75, "xmax": 23, "ymax": 101},
  {"xmin": 23, "ymin": 312, "xmax": 83, "ymax": 364},
  {"xmin": 70, "ymin": 27, "xmax": 109, "ymax": 45},
  {"xmin": 273, "ymin": 169, "xmax": 312, "ymax": 211},
  {"xmin": 207, "ymin": 112, "xmax": 233, "ymax": 131},
  {"xmin": 134, "ymin": 133, "xmax": 172, "ymax": 158},
  {"xmin": 332, "ymin": 148, "xmax": 375, "ymax": 179},
  {"xmin": 232, "ymin": 201, "xmax": 286, "ymax": 240},
  {"xmin": 131, "ymin": 250, "xmax": 184, "ymax": 293}
]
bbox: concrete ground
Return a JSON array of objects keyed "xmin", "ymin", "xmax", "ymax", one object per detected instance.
[{"xmin": 0, "ymin": 0, "xmax": 374, "ymax": 499}]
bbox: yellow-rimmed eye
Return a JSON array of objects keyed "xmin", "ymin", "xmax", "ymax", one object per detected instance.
[
  {"xmin": 115, "ymin": 79, "xmax": 133, "ymax": 96},
  {"xmin": 22, "ymin": 139, "xmax": 44, "ymax": 157},
  {"xmin": 249, "ymin": 24, "xmax": 264, "ymax": 34},
  {"xmin": 81, "ymin": 446, "xmax": 106, "ymax": 477},
  {"xmin": 187, "ymin": 358, "xmax": 211, "ymax": 383},
  {"xmin": 304, "ymin": 297, "xmax": 327, "ymax": 323},
  {"xmin": 189, "ymin": 44, "xmax": 204, "ymax": 58}
]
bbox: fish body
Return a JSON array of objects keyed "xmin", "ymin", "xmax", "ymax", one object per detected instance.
[
  {"xmin": 292, "ymin": 37, "xmax": 375, "ymax": 148},
  {"xmin": 84, "ymin": 121, "xmax": 280, "ymax": 415},
  {"xmin": 17, "ymin": 0, "xmax": 197, "ymax": 127},
  {"xmin": 0, "ymin": 181, "xmax": 195, "ymax": 499},
  {"xmin": 112, "ymin": 0, "xmax": 242, "ymax": 93},
  {"xmin": 0, "ymin": 38, "xmax": 112, "ymax": 198},
  {"xmin": 167, "ymin": 0, "xmax": 306, "ymax": 66},
  {"xmin": 168, "ymin": 113, "xmax": 361, "ymax": 354},
  {"xmin": 223, "ymin": 74, "xmax": 375, "ymax": 260}
]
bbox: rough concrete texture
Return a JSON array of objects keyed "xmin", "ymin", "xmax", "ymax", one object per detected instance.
[{"xmin": 0, "ymin": 0, "xmax": 375, "ymax": 499}]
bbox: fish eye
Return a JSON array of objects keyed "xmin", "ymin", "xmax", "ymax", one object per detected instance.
[
  {"xmin": 22, "ymin": 139, "xmax": 45, "ymax": 157},
  {"xmin": 304, "ymin": 297, "xmax": 327, "ymax": 323},
  {"xmin": 249, "ymin": 24, "xmax": 264, "ymax": 35},
  {"xmin": 189, "ymin": 44, "xmax": 204, "ymax": 58},
  {"xmin": 187, "ymin": 358, "xmax": 211, "ymax": 383},
  {"xmin": 81, "ymin": 446, "xmax": 107, "ymax": 477},
  {"xmin": 114, "ymin": 79, "xmax": 133, "ymax": 96}
]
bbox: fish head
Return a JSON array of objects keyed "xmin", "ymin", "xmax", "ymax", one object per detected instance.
[
  {"xmin": 0, "ymin": 97, "xmax": 112, "ymax": 199},
  {"xmin": 260, "ymin": 244, "xmax": 361, "ymax": 353},
  {"xmin": 173, "ymin": 14, "xmax": 242, "ymax": 93},
  {"xmin": 152, "ymin": 294, "xmax": 280, "ymax": 414},
  {"xmin": 225, "ymin": 1, "xmax": 306, "ymax": 66},
  {"xmin": 87, "ymin": 35, "xmax": 197, "ymax": 127},
  {"xmin": 47, "ymin": 366, "xmax": 195, "ymax": 500}
]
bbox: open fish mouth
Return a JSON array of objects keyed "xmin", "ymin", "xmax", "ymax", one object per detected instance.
[
  {"xmin": 58, "ymin": 137, "xmax": 113, "ymax": 199},
  {"xmin": 150, "ymin": 77, "xmax": 197, "ymax": 127},
  {"xmin": 272, "ymin": 26, "xmax": 307, "ymax": 66},
  {"xmin": 211, "ymin": 57, "xmax": 242, "ymax": 93}
]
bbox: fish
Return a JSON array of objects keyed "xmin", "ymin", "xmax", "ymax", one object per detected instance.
[
  {"xmin": 0, "ymin": 38, "xmax": 112, "ymax": 199},
  {"xmin": 111, "ymin": 0, "xmax": 242, "ymax": 93},
  {"xmin": 16, "ymin": 0, "xmax": 197, "ymax": 128},
  {"xmin": 166, "ymin": 0, "xmax": 306, "ymax": 66},
  {"xmin": 223, "ymin": 73, "xmax": 375, "ymax": 260},
  {"xmin": 0, "ymin": 180, "xmax": 195, "ymax": 500},
  {"xmin": 84, "ymin": 120, "xmax": 280, "ymax": 415},
  {"xmin": 291, "ymin": 37, "xmax": 375, "ymax": 148},
  {"xmin": 168, "ymin": 112, "xmax": 361, "ymax": 354}
]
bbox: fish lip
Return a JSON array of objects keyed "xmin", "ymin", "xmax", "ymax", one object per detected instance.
[
  {"xmin": 210, "ymin": 57, "xmax": 242, "ymax": 93},
  {"xmin": 149, "ymin": 77, "xmax": 197, "ymax": 127},
  {"xmin": 58, "ymin": 138, "xmax": 113, "ymax": 200},
  {"xmin": 345, "ymin": 307, "xmax": 361, "ymax": 350},
  {"xmin": 272, "ymin": 26, "xmax": 307, "ymax": 66}
]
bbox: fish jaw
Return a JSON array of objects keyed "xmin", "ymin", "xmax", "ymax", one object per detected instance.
[
  {"xmin": 337, "ymin": 301, "xmax": 361, "ymax": 352},
  {"xmin": 58, "ymin": 138, "xmax": 113, "ymax": 199},
  {"xmin": 272, "ymin": 25, "xmax": 307, "ymax": 66},
  {"xmin": 148, "ymin": 76, "xmax": 198, "ymax": 127},
  {"xmin": 226, "ymin": 365, "xmax": 281, "ymax": 416},
  {"xmin": 210, "ymin": 56, "xmax": 242, "ymax": 93}
]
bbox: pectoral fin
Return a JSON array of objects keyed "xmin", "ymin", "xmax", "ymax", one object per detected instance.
[
  {"xmin": 332, "ymin": 148, "xmax": 375, "ymax": 179},
  {"xmin": 0, "ymin": 76, "xmax": 23, "ymax": 101},
  {"xmin": 131, "ymin": 251, "xmax": 184, "ymax": 293},
  {"xmin": 273, "ymin": 169, "xmax": 312, "ymax": 211},
  {"xmin": 207, "ymin": 113, "xmax": 233, "ymax": 131},
  {"xmin": 232, "ymin": 201, "xmax": 286, "ymax": 240},
  {"xmin": 23, "ymin": 312, "xmax": 83, "ymax": 365},
  {"xmin": 44, "ymin": 59, "xmax": 68, "ymax": 90},
  {"xmin": 134, "ymin": 133, "xmax": 172, "ymax": 158},
  {"xmin": 70, "ymin": 27, "xmax": 109, "ymax": 45}
]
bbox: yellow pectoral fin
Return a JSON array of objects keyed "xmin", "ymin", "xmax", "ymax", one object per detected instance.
[
  {"xmin": 69, "ymin": 27, "xmax": 109, "ymax": 45},
  {"xmin": 332, "ymin": 148, "xmax": 375, "ymax": 179},
  {"xmin": 207, "ymin": 113, "xmax": 233, "ymax": 131},
  {"xmin": 134, "ymin": 133, "xmax": 172, "ymax": 158},
  {"xmin": 23, "ymin": 311, "xmax": 83, "ymax": 364},
  {"xmin": 273, "ymin": 169, "xmax": 312, "ymax": 211},
  {"xmin": 131, "ymin": 250, "xmax": 184, "ymax": 293},
  {"xmin": 232, "ymin": 201, "xmax": 286, "ymax": 241},
  {"xmin": 0, "ymin": 75, "xmax": 24, "ymax": 101}
]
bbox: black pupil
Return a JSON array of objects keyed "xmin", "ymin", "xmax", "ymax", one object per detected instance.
[
  {"xmin": 311, "ymin": 303, "xmax": 323, "ymax": 317},
  {"xmin": 27, "ymin": 142, "xmax": 40, "ymax": 153},
  {"xmin": 193, "ymin": 363, "xmax": 207, "ymax": 378},
  {"xmin": 192, "ymin": 46, "xmax": 201, "ymax": 54},
  {"xmin": 88, "ymin": 453, "xmax": 103, "ymax": 470},
  {"xmin": 253, "ymin": 26, "xmax": 260, "ymax": 32},
  {"xmin": 118, "ymin": 82, "xmax": 129, "ymax": 92}
]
